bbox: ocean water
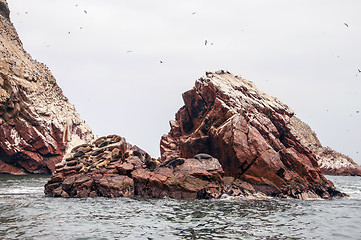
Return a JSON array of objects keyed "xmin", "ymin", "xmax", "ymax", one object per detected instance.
[{"xmin": 0, "ymin": 175, "xmax": 360, "ymax": 240}]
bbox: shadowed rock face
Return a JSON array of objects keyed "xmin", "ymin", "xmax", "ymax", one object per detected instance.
[
  {"xmin": 160, "ymin": 71, "xmax": 344, "ymax": 199},
  {"xmin": 0, "ymin": 1, "xmax": 93, "ymax": 174},
  {"xmin": 0, "ymin": 0, "xmax": 9, "ymax": 19},
  {"xmin": 290, "ymin": 116, "xmax": 361, "ymax": 176},
  {"xmin": 45, "ymin": 135, "xmax": 225, "ymax": 199}
]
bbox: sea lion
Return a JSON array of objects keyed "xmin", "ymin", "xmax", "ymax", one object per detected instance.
[
  {"xmin": 76, "ymin": 146, "xmax": 92, "ymax": 154},
  {"xmin": 145, "ymin": 158, "xmax": 161, "ymax": 171},
  {"xmin": 123, "ymin": 150, "xmax": 134, "ymax": 160},
  {"xmin": 111, "ymin": 148, "xmax": 122, "ymax": 159},
  {"xmin": 91, "ymin": 148, "xmax": 105, "ymax": 156},
  {"xmin": 71, "ymin": 143, "xmax": 91, "ymax": 153},
  {"xmin": 66, "ymin": 160, "xmax": 78, "ymax": 167},
  {"xmin": 79, "ymin": 165, "xmax": 90, "ymax": 173},
  {"xmin": 111, "ymin": 135, "xmax": 122, "ymax": 143},
  {"xmin": 98, "ymin": 140, "xmax": 110, "ymax": 148},
  {"xmin": 93, "ymin": 152, "xmax": 107, "ymax": 162},
  {"xmin": 193, "ymin": 153, "xmax": 213, "ymax": 161},
  {"xmin": 132, "ymin": 150, "xmax": 144, "ymax": 161},
  {"xmin": 73, "ymin": 151, "xmax": 85, "ymax": 158},
  {"xmin": 96, "ymin": 159, "xmax": 110, "ymax": 169},
  {"xmin": 81, "ymin": 154, "xmax": 90, "ymax": 161},
  {"xmin": 160, "ymin": 157, "xmax": 185, "ymax": 168}
]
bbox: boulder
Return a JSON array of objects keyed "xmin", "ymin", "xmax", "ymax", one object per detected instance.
[{"xmin": 160, "ymin": 70, "xmax": 345, "ymax": 199}]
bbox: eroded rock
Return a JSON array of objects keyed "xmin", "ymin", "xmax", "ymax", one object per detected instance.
[
  {"xmin": 160, "ymin": 70, "xmax": 345, "ymax": 199},
  {"xmin": 290, "ymin": 116, "xmax": 361, "ymax": 176},
  {"xmin": 0, "ymin": 1, "xmax": 93, "ymax": 174}
]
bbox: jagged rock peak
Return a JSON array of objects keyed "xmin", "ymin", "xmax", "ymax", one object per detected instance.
[
  {"xmin": 161, "ymin": 70, "xmax": 345, "ymax": 199},
  {"xmin": 0, "ymin": 1, "xmax": 94, "ymax": 174}
]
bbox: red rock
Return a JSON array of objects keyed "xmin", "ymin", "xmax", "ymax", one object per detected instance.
[
  {"xmin": 45, "ymin": 135, "xmax": 224, "ymax": 199},
  {"xmin": 0, "ymin": 1, "xmax": 94, "ymax": 175},
  {"xmin": 160, "ymin": 71, "xmax": 345, "ymax": 199}
]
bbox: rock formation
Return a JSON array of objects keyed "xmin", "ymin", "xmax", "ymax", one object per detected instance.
[
  {"xmin": 45, "ymin": 71, "xmax": 347, "ymax": 200},
  {"xmin": 160, "ymin": 70, "xmax": 345, "ymax": 199},
  {"xmin": 45, "ymin": 135, "xmax": 225, "ymax": 199},
  {"xmin": 290, "ymin": 116, "xmax": 361, "ymax": 176},
  {"xmin": 0, "ymin": 0, "xmax": 93, "ymax": 174}
]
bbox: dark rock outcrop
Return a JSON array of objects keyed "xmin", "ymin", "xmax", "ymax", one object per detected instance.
[
  {"xmin": 160, "ymin": 71, "xmax": 345, "ymax": 199},
  {"xmin": 45, "ymin": 135, "xmax": 225, "ymax": 199},
  {"xmin": 290, "ymin": 116, "xmax": 361, "ymax": 176},
  {"xmin": 0, "ymin": 0, "xmax": 93, "ymax": 174}
]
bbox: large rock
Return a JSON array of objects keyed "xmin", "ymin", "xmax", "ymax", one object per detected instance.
[
  {"xmin": 45, "ymin": 135, "xmax": 225, "ymax": 199},
  {"xmin": 0, "ymin": 1, "xmax": 93, "ymax": 174},
  {"xmin": 290, "ymin": 116, "xmax": 361, "ymax": 176},
  {"xmin": 160, "ymin": 70, "xmax": 345, "ymax": 199}
]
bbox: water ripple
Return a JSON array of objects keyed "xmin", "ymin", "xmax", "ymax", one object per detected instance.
[{"xmin": 0, "ymin": 175, "xmax": 360, "ymax": 239}]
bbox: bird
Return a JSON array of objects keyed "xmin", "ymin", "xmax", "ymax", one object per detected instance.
[
  {"xmin": 358, "ymin": 69, "xmax": 361, "ymax": 73},
  {"xmin": 84, "ymin": 10, "xmax": 87, "ymax": 14},
  {"xmin": 344, "ymin": 22, "xmax": 349, "ymax": 27},
  {"xmin": 68, "ymin": 31, "xmax": 70, "ymax": 34},
  {"xmin": 160, "ymin": 61, "xmax": 163, "ymax": 63},
  {"xmin": 356, "ymin": 111, "xmax": 360, "ymax": 113},
  {"xmin": 205, "ymin": 40, "xmax": 208, "ymax": 46},
  {"xmin": 80, "ymin": 27, "xmax": 83, "ymax": 29},
  {"xmin": 192, "ymin": 12, "xmax": 197, "ymax": 15},
  {"xmin": 126, "ymin": 50, "xmax": 132, "ymax": 53}
]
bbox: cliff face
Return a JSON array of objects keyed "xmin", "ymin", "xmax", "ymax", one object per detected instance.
[
  {"xmin": 290, "ymin": 116, "xmax": 361, "ymax": 176},
  {"xmin": 161, "ymin": 71, "xmax": 343, "ymax": 199},
  {"xmin": 0, "ymin": 0, "xmax": 94, "ymax": 174}
]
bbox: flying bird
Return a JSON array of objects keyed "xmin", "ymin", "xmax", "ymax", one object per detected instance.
[
  {"xmin": 192, "ymin": 12, "xmax": 197, "ymax": 15},
  {"xmin": 344, "ymin": 22, "xmax": 349, "ymax": 27},
  {"xmin": 205, "ymin": 40, "xmax": 208, "ymax": 46},
  {"xmin": 358, "ymin": 69, "xmax": 361, "ymax": 73},
  {"xmin": 160, "ymin": 61, "xmax": 163, "ymax": 64},
  {"xmin": 84, "ymin": 10, "xmax": 87, "ymax": 14}
]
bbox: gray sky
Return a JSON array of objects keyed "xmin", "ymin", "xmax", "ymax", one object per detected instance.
[{"xmin": 7, "ymin": 0, "xmax": 361, "ymax": 164}]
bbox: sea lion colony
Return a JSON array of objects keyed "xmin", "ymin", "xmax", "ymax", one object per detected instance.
[
  {"xmin": 45, "ymin": 134, "xmax": 231, "ymax": 199},
  {"xmin": 56, "ymin": 134, "xmax": 155, "ymax": 173}
]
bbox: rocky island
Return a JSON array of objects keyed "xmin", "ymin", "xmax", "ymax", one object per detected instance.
[
  {"xmin": 46, "ymin": 71, "xmax": 350, "ymax": 199},
  {"xmin": 0, "ymin": 0, "xmax": 359, "ymax": 199}
]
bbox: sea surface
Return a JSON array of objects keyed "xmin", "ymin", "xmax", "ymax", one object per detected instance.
[{"xmin": 0, "ymin": 175, "xmax": 360, "ymax": 240}]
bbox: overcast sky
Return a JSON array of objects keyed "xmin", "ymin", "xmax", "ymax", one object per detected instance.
[{"xmin": 6, "ymin": 0, "xmax": 361, "ymax": 164}]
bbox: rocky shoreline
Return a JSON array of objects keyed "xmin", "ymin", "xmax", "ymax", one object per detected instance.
[{"xmin": 45, "ymin": 134, "xmax": 344, "ymax": 200}]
